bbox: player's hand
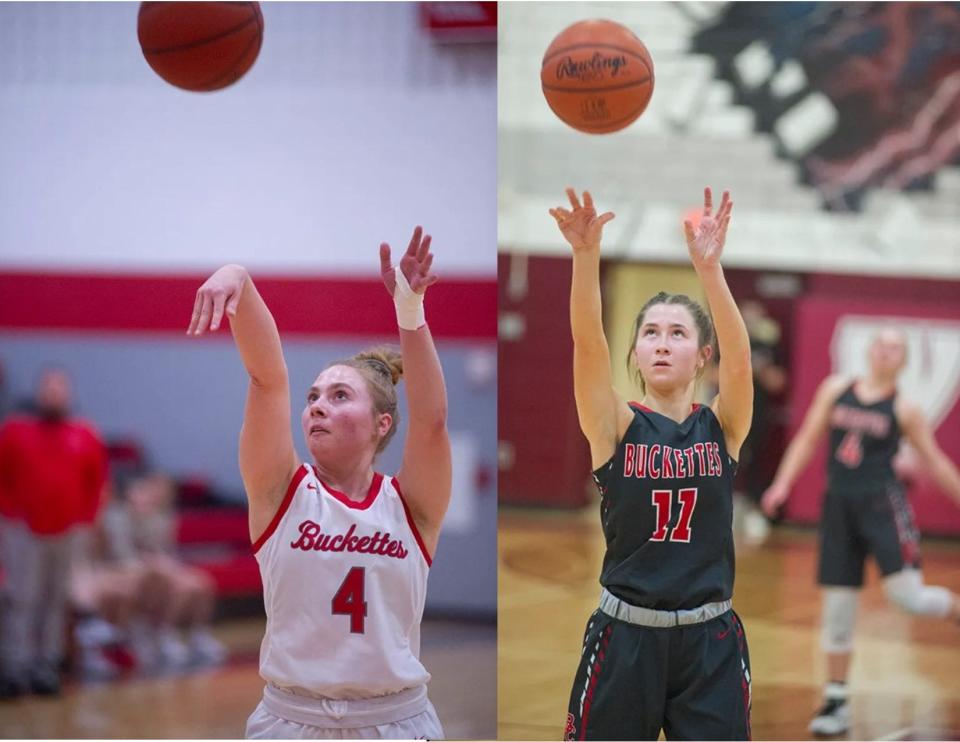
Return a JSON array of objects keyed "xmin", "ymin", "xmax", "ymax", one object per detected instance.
[
  {"xmin": 187, "ymin": 264, "xmax": 248, "ymax": 335},
  {"xmin": 684, "ymin": 187, "xmax": 732, "ymax": 271},
  {"xmin": 549, "ymin": 188, "xmax": 615, "ymax": 253},
  {"xmin": 760, "ymin": 481, "xmax": 789, "ymax": 518},
  {"xmin": 380, "ymin": 225, "xmax": 439, "ymax": 297}
]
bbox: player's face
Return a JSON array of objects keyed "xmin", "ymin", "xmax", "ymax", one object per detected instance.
[
  {"xmin": 868, "ymin": 330, "xmax": 907, "ymax": 376},
  {"xmin": 633, "ymin": 304, "xmax": 706, "ymax": 393},
  {"xmin": 301, "ymin": 366, "xmax": 388, "ymax": 465}
]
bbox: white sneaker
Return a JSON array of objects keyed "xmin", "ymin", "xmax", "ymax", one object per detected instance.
[
  {"xmin": 187, "ymin": 629, "xmax": 228, "ymax": 667},
  {"xmin": 809, "ymin": 685, "xmax": 850, "ymax": 736}
]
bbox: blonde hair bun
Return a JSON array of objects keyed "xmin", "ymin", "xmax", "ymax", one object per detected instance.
[{"xmin": 353, "ymin": 347, "xmax": 403, "ymax": 386}]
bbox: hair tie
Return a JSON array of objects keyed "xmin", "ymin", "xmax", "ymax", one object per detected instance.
[{"xmin": 366, "ymin": 357, "xmax": 391, "ymax": 377}]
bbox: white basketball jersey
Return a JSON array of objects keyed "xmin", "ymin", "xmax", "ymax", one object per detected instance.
[{"xmin": 253, "ymin": 464, "xmax": 432, "ymax": 699}]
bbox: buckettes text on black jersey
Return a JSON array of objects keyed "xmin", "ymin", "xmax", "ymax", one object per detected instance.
[{"xmin": 593, "ymin": 403, "xmax": 737, "ymax": 611}]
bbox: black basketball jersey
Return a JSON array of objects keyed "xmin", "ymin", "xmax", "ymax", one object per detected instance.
[
  {"xmin": 827, "ymin": 382, "xmax": 900, "ymax": 492},
  {"xmin": 593, "ymin": 403, "xmax": 737, "ymax": 611}
]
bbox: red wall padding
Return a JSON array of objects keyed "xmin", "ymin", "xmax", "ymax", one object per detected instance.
[
  {"xmin": 0, "ymin": 270, "xmax": 496, "ymax": 339},
  {"xmin": 498, "ymin": 254, "xmax": 593, "ymax": 507}
]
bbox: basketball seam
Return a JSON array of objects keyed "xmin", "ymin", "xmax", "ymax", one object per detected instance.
[
  {"xmin": 542, "ymin": 77, "xmax": 651, "ymax": 94},
  {"xmin": 194, "ymin": 8, "xmax": 262, "ymax": 91},
  {"xmin": 542, "ymin": 43, "xmax": 652, "ymax": 69},
  {"xmin": 140, "ymin": 13, "xmax": 258, "ymax": 55}
]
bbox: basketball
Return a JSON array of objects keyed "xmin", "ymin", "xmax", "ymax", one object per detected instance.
[
  {"xmin": 541, "ymin": 19, "xmax": 654, "ymax": 134},
  {"xmin": 137, "ymin": 2, "xmax": 264, "ymax": 92}
]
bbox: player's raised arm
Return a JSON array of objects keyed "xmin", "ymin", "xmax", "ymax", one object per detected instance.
[
  {"xmin": 897, "ymin": 399, "xmax": 960, "ymax": 507},
  {"xmin": 381, "ymin": 227, "xmax": 450, "ymax": 555},
  {"xmin": 550, "ymin": 188, "xmax": 632, "ymax": 469},
  {"xmin": 188, "ymin": 265, "xmax": 299, "ymax": 537},
  {"xmin": 761, "ymin": 375, "xmax": 849, "ymax": 516},
  {"xmin": 684, "ymin": 188, "xmax": 753, "ymax": 459}
]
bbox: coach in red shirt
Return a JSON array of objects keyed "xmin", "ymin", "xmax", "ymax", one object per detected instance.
[{"xmin": 0, "ymin": 367, "xmax": 107, "ymax": 697}]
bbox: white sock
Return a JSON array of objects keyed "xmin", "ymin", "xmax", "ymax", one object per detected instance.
[{"xmin": 825, "ymin": 682, "xmax": 848, "ymax": 701}]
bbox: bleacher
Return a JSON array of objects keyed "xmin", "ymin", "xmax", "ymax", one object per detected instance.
[{"xmin": 498, "ymin": 1, "xmax": 960, "ymax": 279}]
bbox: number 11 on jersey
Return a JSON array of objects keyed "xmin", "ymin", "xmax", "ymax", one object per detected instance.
[{"xmin": 650, "ymin": 488, "xmax": 698, "ymax": 543}]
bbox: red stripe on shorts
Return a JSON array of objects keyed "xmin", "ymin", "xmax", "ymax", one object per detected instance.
[{"xmin": 578, "ymin": 624, "xmax": 612, "ymax": 740}]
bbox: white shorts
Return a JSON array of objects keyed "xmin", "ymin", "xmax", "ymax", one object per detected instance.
[{"xmin": 245, "ymin": 684, "xmax": 444, "ymax": 740}]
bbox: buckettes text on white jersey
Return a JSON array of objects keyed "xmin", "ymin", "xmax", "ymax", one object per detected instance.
[{"xmin": 253, "ymin": 464, "xmax": 432, "ymax": 699}]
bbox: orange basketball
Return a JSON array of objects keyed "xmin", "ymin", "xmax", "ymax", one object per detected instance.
[
  {"xmin": 137, "ymin": 2, "xmax": 264, "ymax": 92},
  {"xmin": 541, "ymin": 19, "xmax": 654, "ymax": 134}
]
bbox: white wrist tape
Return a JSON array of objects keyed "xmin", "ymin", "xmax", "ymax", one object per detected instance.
[{"xmin": 393, "ymin": 267, "xmax": 425, "ymax": 331}]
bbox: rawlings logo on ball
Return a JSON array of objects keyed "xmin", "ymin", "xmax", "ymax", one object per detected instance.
[{"xmin": 556, "ymin": 52, "xmax": 629, "ymax": 82}]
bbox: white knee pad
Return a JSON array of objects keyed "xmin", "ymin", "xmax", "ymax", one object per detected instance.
[
  {"xmin": 821, "ymin": 587, "xmax": 859, "ymax": 653},
  {"xmin": 883, "ymin": 569, "xmax": 953, "ymax": 617}
]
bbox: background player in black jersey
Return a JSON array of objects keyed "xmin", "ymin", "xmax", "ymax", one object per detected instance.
[
  {"xmin": 549, "ymin": 187, "xmax": 754, "ymax": 741},
  {"xmin": 762, "ymin": 327, "xmax": 960, "ymax": 736}
]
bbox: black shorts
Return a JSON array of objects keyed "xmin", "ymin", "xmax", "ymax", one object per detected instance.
[
  {"xmin": 818, "ymin": 483, "xmax": 921, "ymax": 588},
  {"xmin": 564, "ymin": 608, "xmax": 752, "ymax": 741}
]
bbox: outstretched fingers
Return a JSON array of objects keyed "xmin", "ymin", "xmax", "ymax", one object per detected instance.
[
  {"xmin": 566, "ymin": 187, "xmax": 582, "ymax": 211},
  {"xmin": 379, "ymin": 242, "xmax": 393, "ymax": 274},
  {"xmin": 417, "ymin": 236, "xmax": 437, "ymax": 288},
  {"xmin": 717, "ymin": 190, "xmax": 732, "ymax": 220},
  {"xmin": 187, "ymin": 290, "xmax": 203, "ymax": 335},
  {"xmin": 210, "ymin": 292, "xmax": 227, "ymax": 332},
  {"xmin": 702, "ymin": 186, "xmax": 714, "ymax": 219},
  {"xmin": 405, "ymin": 225, "xmax": 423, "ymax": 257},
  {"xmin": 226, "ymin": 289, "xmax": 242, "ymax": 317},
  {"xmin": 597, "ymin": 211, "xmax": 616, "ymax": 227},
  {"xmin": 379, "ymin": 242, "xmax": 398, "ymax": 297},
  {"xmin": 719, "ymin": 214, "xmax": 731, "ymax": 242},
  {"xmin": 416, "ymin": 233, "xmax": 432, "ymax": 263},
  {"xmin": 195, "ymin": 293, "xmax": 213, "ymax": 335},
  {"xmin": 717, "ymin": 192, "xmax": 733, "ymax": 241}
]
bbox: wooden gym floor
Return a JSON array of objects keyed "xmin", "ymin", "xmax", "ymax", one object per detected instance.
[
  {"xmin": 499, "ymin": 507, "xmax": 960, "ymax": 741},
  {"xmin": 0, "ymin": 617, "xmax": 495, "ymax": 739}
]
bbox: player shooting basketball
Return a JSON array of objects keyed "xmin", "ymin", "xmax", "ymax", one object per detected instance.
[
  {"xmin": 550, "ymin": 187, "xmax": 753, "ymax": 741},
  {"xmin": 187, "ymin": 227, "xmax": 450, "ymax": 740}
]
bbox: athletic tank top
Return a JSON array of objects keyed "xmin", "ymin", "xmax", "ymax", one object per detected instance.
[
  {"xmin": 827, "ymin": 382, "xmax": 900, "ymax": 492},
  {"xmin": 253, "ymin": 464, "xmax": 432, "ymax": 699},
  {"xmin": 594, "ymin": 403, "xmax": 737, "ymax": 611}
]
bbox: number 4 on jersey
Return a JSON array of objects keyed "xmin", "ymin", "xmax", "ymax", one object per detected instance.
[
  {"xmin": 836, "ymin": 430, "xmax": 863, "ymax": 468},
  {"xmin": 332, "ymin": 567, "xmax": 367, "ymax": 633},
  {"xmin": 650, "ymin": 488, "xmax": 698, "ymax": 543}
]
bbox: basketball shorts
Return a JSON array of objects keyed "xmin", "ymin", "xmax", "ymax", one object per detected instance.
[
  {"xmin": 564, "ymin": 603, "xmax": 752, "ymax": 741},
  {"xmin": 818, "ymin": 483, "xmax": 921, "ymax": 587},
  {"xmin": 245, "ymin": 683, "xmax": 444, "ymax": 740}
]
